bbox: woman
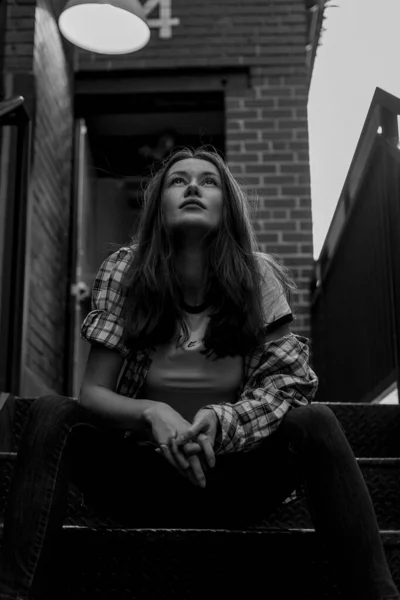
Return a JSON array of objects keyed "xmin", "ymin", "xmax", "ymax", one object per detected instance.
[{"xmin": 0, "ymin": 147, "xmax": 398, "ymax": 600}]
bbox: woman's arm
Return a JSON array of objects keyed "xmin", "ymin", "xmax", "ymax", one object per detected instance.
[
  {"xmin": 202, "ymin": 323, "xmax": 319, "ymax": 455},
  {"xmin": 79, "ymin": 343, "xmax": 159, "ymax": 432},
  {"xmin": 80, "ymin": 343, "xmax": 210, "ymax": 487}
]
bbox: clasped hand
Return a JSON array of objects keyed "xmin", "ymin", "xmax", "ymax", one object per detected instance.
[{"xmin": 145, "ymin": 403, "xmax": 218, "ymax": 488}]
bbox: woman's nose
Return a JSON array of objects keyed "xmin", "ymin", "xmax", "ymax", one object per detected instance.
[{"xmin": 184, "ymin": 182, "xmax": 200, "ymax": 197}]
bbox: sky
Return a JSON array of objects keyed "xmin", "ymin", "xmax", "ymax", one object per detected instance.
[{"xmin": 308, "ymin": 0, "xmax": 400, "ymax": 259}]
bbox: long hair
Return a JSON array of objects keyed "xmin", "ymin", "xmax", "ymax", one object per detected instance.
[{"xmin": 121, "ymin": 146, "xmax": 295, "ymax": 360}]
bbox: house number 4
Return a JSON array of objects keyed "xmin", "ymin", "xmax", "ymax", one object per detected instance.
[{"xmin": 142, "ymin": 0, "xmax": 180, "ymax": 39}]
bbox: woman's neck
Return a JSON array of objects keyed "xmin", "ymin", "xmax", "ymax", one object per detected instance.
[{"xmin": 176, "ymin": 250, "xmax": 206, "ymax": 305}]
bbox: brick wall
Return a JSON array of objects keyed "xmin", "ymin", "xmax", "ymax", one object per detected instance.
[
  {"xmin": 3, "ymin": 0, "xmax": 35, "ymax": 73},
  {"xmin": 3, "ymin": 0, "xmax": 74, "ymax": 395},
  {"xmin": 77, "ymin": 0, "xmax": 310, "ymax": 73},
  {"xmin": 225, "ymin": 71, "xmax": 313, "ymax": 337}
]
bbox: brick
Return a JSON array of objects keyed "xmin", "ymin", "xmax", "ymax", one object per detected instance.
[
  {"xmin": 281, "ymin": 186, "xmax": 310, "ymax": 196},
  {"xmin": 229, "ymin": 164, "xmax": 245, "ymax": 175},
  {"xmin": 294, "ymin": 88, "xmax": 308, "ymax": 97},
  {"xmin": 226, "ymin": 142, "xmax": 243, "ymax": 153},
  {"xmin": 295, "ymin": 108, "xmax": 308, "ymax": 119},
  {"xmin": 228, "ymin": 132, "xmax": 259, "ymax": 141},
  {"xmin": 298, "ymin": 174, "xmax": 311, "ymax": 184},
  {"xmin": 295, "ymin": 152, "xmax": 310, "ymax": 162},
  {"xmin": 257, "ymin": 187, "xmax": 280, "ymax": 197},
  {"xmin": 264, "ymin": 175, "xmax": 295, "ymax": 184},
  {"xmin": 6, "ymin": 30, "xmax": 35, "ymax": 43},
  {"xmin": 256, "ymin": 233, "xmax": 280, "ymax": 243},
  {"xmin": 244, "ymin": 99, "xmax": 276, "ymax": 108},
  {"xmin": 271, "ymin": 210, "xmax": 289, "ymax": 219},
  {"xmin": 280, "ymin": 164, "xmax": 310, "ymax": 173},
  {"xmin": 5, "ymin": 43, "xmax": 34, "ymax": 56},
  {"xmin": 289, "ymin": 141, "xmax": 309, "ymax": 150},
  {"xmin": 244, "ymin": 142, "xmax": 270, "ymax": 151},
  {"xmin": 227, "ymin": 110, "xmax": 259, "ymax": 120},
  {"xmin": 260, "ymin": 87, "xmax": 293, "ymax": 97},
  {"xmin": 261, "ymin": 109, "xmax": 293, "ymax": 119},
  {"xmin": 278, "ymin": 119, "xmax": 308, "ymax": 129},
  {"xmin": 241, "ymin": 164, "xmax": 274, "ymax": 175},
  {"xmin": 266, "ymin": 221, "xmax": 297, "ymax": 231},
  {"xmin": 282, "ymin": 232, "xmax": 313, "ymax": 242},
  {"xmin": 272, "ymin": 142, "xmax": 289, "ymax": 151},
  {"xmin": 228, "ymin": 153, "xmax": 260, "ymax": 163},
  {"xmin": 262, "ymin": 131, "xmax": 293, "ymax": 141},
  {"xmin": 298, "ymin": 198, "xmax": 312, "ymax": 208},
  {"xmin": 300, "ymin": 221, "xmax": 313, "ymax": 231},
  {"xmin": 6, "ymin": 5, "xmax": 35, "ymax": 17},
  {"xmin": 243, "ymin": 120, "xmax": 275, "ymax": 130},
  {"xmin": 226, "ymin": 121, "xmax": 243, "ymax": 131},
  {"xmin": 264, "ymin": 199, "xmax": 296, "ymax": 208},
  {"xmin": 264, "ymin": 153, "xmax": 294, "ymax": 162},
  {"xmin": 295, "ymin": 130, "xmax": 309, "ymax": 140},
  {"xmin": 277, "ymin": 98, "xmax": 307, "ymax": 108},
  {"xmin": 262, "ymin": 165, "xmax": 278, "ymax": 174}
]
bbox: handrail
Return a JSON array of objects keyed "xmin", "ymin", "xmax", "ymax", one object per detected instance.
[
  {"xmin": 0, "ymin": 95, "xmax": 29, "ymax": 123},
  {"xmin": 0, "ymin": 94, "xmax": 31, "ymax": 395},
  {"xmin": 315, "ymin": 87, "xmax": 400, "ymax": 279}
]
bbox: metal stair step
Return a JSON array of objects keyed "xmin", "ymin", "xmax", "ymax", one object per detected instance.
[
  {"xmin": 1, "ymin": 526, "xmax": 398, "ymax": 600},
  {"xmin": 1, "ymin": 453, "xmax": 400, "ymax": 531},
  {"xmin": 2, "ymin": 396, "xmax": 400, "ymax": 457},
  {"xmin": 326, "ymin": 402, "xmax": 400, "ymax": 457}
]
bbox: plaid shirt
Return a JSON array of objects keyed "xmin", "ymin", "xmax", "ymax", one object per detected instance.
[{"xmin": 81, "ymin": 247, "xmax": 318, "ymax": 501}]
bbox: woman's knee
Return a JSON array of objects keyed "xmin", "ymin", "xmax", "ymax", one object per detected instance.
[
  {"xmin": 28, "ymin": 395, "xmax": 86, "ymax": 429},
  {"xmin": 283, "ymin": 403, "xmax": 344, "ymax": 444}
]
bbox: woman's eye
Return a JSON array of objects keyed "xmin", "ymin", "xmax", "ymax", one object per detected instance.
[
  {"xmin": 171, "ymin": 177, "xmax": 185, "ymax": 184},
  {"xmin": 204, "ymin": 178, "xmax": 217, "ymax": 185}
]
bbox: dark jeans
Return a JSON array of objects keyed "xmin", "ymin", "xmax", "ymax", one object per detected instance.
[{"xmin": 0, "ymin": 395, "xmax": 399, "ymax": 600}]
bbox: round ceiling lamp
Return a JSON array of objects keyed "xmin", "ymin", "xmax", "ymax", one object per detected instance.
[{"xmin": 58, "ymin": 0, "xmax": 150, "ymax": 55}]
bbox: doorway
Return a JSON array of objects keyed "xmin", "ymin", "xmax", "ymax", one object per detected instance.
[{"xmin": 69, "ymin": 89, "xmax": 225, "ymax": 396}]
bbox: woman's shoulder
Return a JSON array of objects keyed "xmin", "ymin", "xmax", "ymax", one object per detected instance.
[
  {"xmin": 108, "ymin": 243, "xmax": 138, "ymax": 263},
  {"xmin": 96, "ymin": 244, "xmax": 138, "ymax": 287},
  {"xmin": 103, "ymin": 244, "xmax": 137, "ymax": 270}
]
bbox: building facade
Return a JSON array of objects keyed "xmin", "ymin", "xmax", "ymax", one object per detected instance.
[{"xmin": 0, "ymin": 0, "xmax": 325, "ymax": 397}]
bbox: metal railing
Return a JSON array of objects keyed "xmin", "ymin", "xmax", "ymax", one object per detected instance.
[
  {"xmin": 0, "ymin": 95, "xmax": 31, "ymax": 394},
  {"xmin": 311, "ymin": 87, "xmax": 400, "ymax": 404}
]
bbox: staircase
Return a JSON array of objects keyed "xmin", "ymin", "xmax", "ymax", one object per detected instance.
[{"xmin": 1, "ymin": 395, "xmax": 400, "ymax": 599}]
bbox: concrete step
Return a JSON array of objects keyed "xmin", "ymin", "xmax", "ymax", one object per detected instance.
[
  {"xmin": 1, "ymin": 453, "xmax": 400, "ymax": 531},
  {"xmin": 1, "ymin": 526, "xmax": 398, "ymax": 600}
]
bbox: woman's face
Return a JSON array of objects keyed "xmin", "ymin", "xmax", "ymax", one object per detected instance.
[{"xmin": 161, "ymin": 158, "xmax": 223, "ymax": 236}]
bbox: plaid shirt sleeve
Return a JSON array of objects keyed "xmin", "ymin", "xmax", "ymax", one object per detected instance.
[
  {"xmin": 80, "ymin": 247, "xmax": 133, "ymax": 359},
  {"xmin": 203, "ymin": 334, "xmax": 318, "ymax": 455}
]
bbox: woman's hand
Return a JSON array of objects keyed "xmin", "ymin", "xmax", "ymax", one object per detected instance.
[
  {"xmin": 175, "ymin": 409, "xmax": 218, "ymax": 466},
  {"xmin": 143, "ymin": 402, "xmax": 208, "ymax": 488}
]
